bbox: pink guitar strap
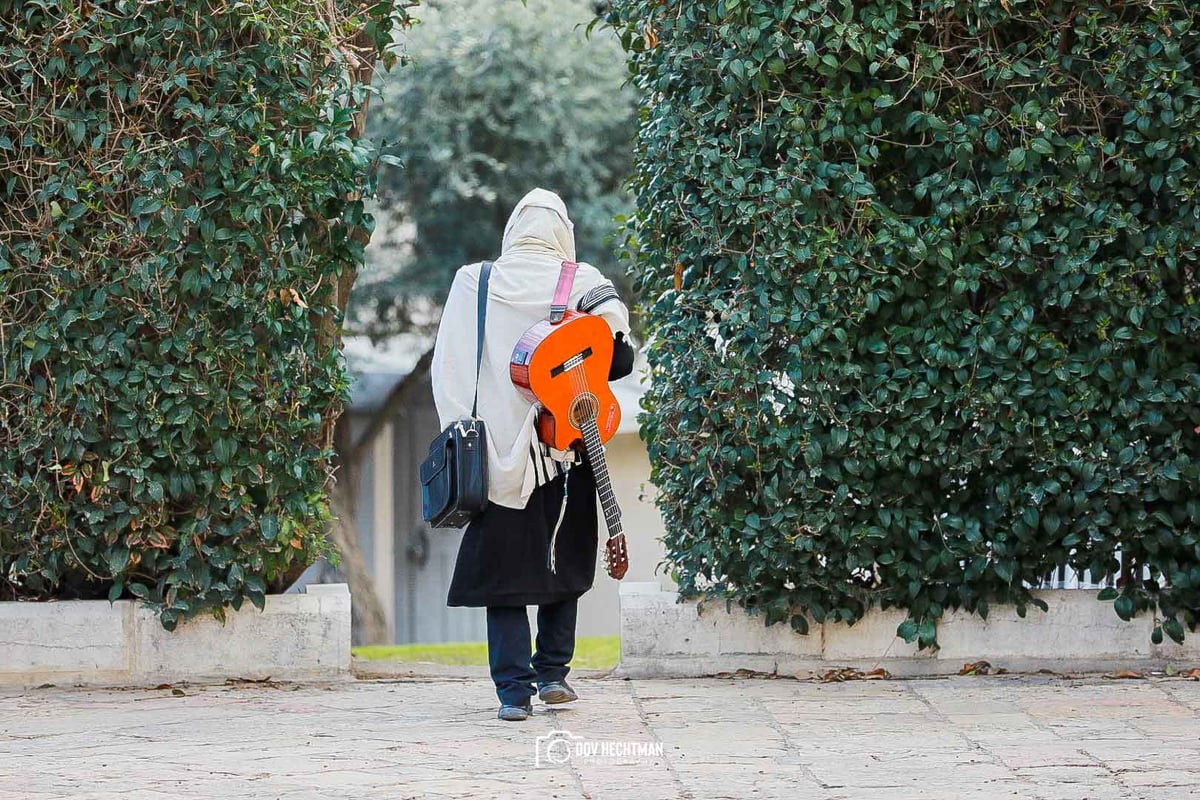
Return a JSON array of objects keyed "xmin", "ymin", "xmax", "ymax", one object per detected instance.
[{"xmin": 549, "ymin": 260, "xmax": 578, "ymax": 324}]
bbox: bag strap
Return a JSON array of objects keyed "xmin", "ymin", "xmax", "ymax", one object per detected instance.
[
  {"xmin": 548, "ymin": 260, "xmax": 579, "ymax": 324},
  {"xmin": 472, "ymin": 261, "xmax": 493, "ymax": 418}
]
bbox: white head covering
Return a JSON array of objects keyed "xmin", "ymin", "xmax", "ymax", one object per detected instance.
[
  {"xmin": 501, "ymin": 188, "xmax": 577, "ymax": 261},
  {"xmin": 430, "ymin": 189, "xmax": 631, "ymax": 509}
]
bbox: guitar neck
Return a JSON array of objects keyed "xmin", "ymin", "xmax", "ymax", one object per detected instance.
[{"xmin": 579, "ymin": 418, "xmax": 622, "ymax": 538}]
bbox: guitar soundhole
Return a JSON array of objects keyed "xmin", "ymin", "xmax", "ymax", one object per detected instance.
[{"xmin": 569, "ymin": 393, "xmax": 599, "ymax": 427}]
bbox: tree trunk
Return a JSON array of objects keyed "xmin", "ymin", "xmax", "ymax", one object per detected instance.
[
  {"xmin": 302, "ymin": 14, "xmax": 396, "ymax": 645},
  {"xmin": 328, "ymin": 420, "xmax": 390, "ymax": 646}
]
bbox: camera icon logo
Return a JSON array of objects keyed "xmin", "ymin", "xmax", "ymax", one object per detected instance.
[{"xmin": 535, "ymin": 729, "xmax": 583, "ymax": 767}]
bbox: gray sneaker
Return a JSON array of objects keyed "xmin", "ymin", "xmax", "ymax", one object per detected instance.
[
  {"xmin": 538, "ymin": 681, "xmax": 578, "ymax": 704},
  {"xmin": 498, "ymin": 703, "xmax": 532, "ymax": 721}
]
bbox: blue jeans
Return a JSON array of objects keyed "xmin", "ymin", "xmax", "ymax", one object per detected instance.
[{"xmin": 485, "ymin": 599, "xmax": 577, "ymax": 707}]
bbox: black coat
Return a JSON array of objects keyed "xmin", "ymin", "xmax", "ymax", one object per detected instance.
[{"xmin": 446, "ymin": 459, "xmax": 598, "ymax": 608}]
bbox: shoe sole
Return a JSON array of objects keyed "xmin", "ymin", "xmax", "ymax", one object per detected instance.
[
  {"xmin": 498, "ymin": 710, "xmax": 531, "ymax": 721},
  {"xmin": 539, "ymin": 688, "xmax": 578, "ymax": 705}
]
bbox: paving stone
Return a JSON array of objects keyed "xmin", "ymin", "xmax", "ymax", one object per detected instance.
[
  {"xmin": 988, "ymin": 743, "xmax": 1100, "ymax": 769},
  {"xmin": 1, "ymin": 675, "xmax": 1197, "ymax": 799}
]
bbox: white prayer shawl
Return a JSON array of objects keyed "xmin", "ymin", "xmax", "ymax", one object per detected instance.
[{"xmin": 430, "ymin": 188, "xmax": 631, "ymax": 509}]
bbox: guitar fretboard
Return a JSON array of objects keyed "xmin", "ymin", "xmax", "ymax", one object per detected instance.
[{"xmin": 579, "ymin": 416, "xmax": 623, "ymax": 538}]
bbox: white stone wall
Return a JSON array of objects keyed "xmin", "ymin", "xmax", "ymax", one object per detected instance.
[
  {"xmin": 0, "ymin": 583, "xmax": 351, "ymax": 688},
  {"xmin": 617, "ymin": 581, "xmax": 1200, "ymax": 677}
]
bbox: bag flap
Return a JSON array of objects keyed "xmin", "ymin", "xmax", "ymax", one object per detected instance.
[
  {"xmin": 420, "ymin": 432, "xmax": 451, "ymax": 483},
  {"xmin": 421, "ymin": 421, "xmax": 485, "ymax": 484}
]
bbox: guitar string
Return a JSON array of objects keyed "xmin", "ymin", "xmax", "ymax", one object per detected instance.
[
  {"xmin": 565, "ymin": 362, "xmax": 599, "ymax": 484},
  {"xmin": 565, "ymin": 359, "xmax": 622, "ymax": 534},
  {"xmin": 564, "ymin": 359, "xmax": 624, "ymax": 573}
]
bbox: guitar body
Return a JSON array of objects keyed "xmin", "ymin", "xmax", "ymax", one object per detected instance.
[
  {"xmin": 510, "ymin": 305, "xmax": 629, "ymax": 581},
  {"xmin": 509, "ymin": 310, "xmax": 621, "ymax": 451}
]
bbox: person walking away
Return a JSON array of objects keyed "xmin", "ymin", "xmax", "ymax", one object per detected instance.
[{"xmin": 430, "ymin": 188, "xmax": 634, "ymax": 721}]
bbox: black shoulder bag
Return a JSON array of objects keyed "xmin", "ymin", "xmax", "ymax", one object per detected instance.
[{"xmin": 420, "ymin": 261, "xmax": 493, "ymax": 528}]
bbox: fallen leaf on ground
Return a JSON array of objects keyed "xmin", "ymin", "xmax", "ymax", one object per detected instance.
[
  {"xmin": 714, "ymin": 667, "xmax": 774, "ymax": 680},
  {"xmin": 1103, "ymin": 669, "xmax": 1144, "ymax": 680},
  {"xmin": 959, "ymin": 660, "xmax": 993, "ymax": 676},
  {"xmin": 820, "ymin": 667, "xmax": 890, "ymax": 682},
  {"xmin": 224, "ymin": 677, "xmax": 283, "ymax": 690}
]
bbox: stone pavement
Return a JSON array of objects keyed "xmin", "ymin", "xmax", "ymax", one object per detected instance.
[{"xmin": 1, "ymin": 671, "xmax": 1198, "ymax": 800}]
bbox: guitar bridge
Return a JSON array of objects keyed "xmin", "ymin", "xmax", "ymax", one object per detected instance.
[{"xmin": 550, "ymin": 347, "xmax": 593, "ymax": 377}]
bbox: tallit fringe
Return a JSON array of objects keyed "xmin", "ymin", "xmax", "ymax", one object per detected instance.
[{"xmin": 548, "ymin": 463, "xmax": 571, "ymax": 573}]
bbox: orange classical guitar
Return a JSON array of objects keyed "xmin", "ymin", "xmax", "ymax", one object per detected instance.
[{"xmin": 509, "ymin": 262, "xmax": 629, "ymax": 580}]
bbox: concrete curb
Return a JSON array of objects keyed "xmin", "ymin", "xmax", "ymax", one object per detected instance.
[
  {"xmin": 350, "ymin": 660, "xmax": 614, "ymax": 681},
  {"xmin": 616, "ymin": 581, "xmax": 1200, "ymax": 678},
  {"xmin": 0, "ymin": 583, "xmax": 351, "ymax": 688}
]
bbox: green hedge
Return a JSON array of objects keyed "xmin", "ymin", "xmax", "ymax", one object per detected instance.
[
  {"xmin": 0, "ymin": 0, "xmax": 403, "ymax": 628},
  {"xmin": 607, "ymin": 0, "xmax": 1200, "ymax": 647}
]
